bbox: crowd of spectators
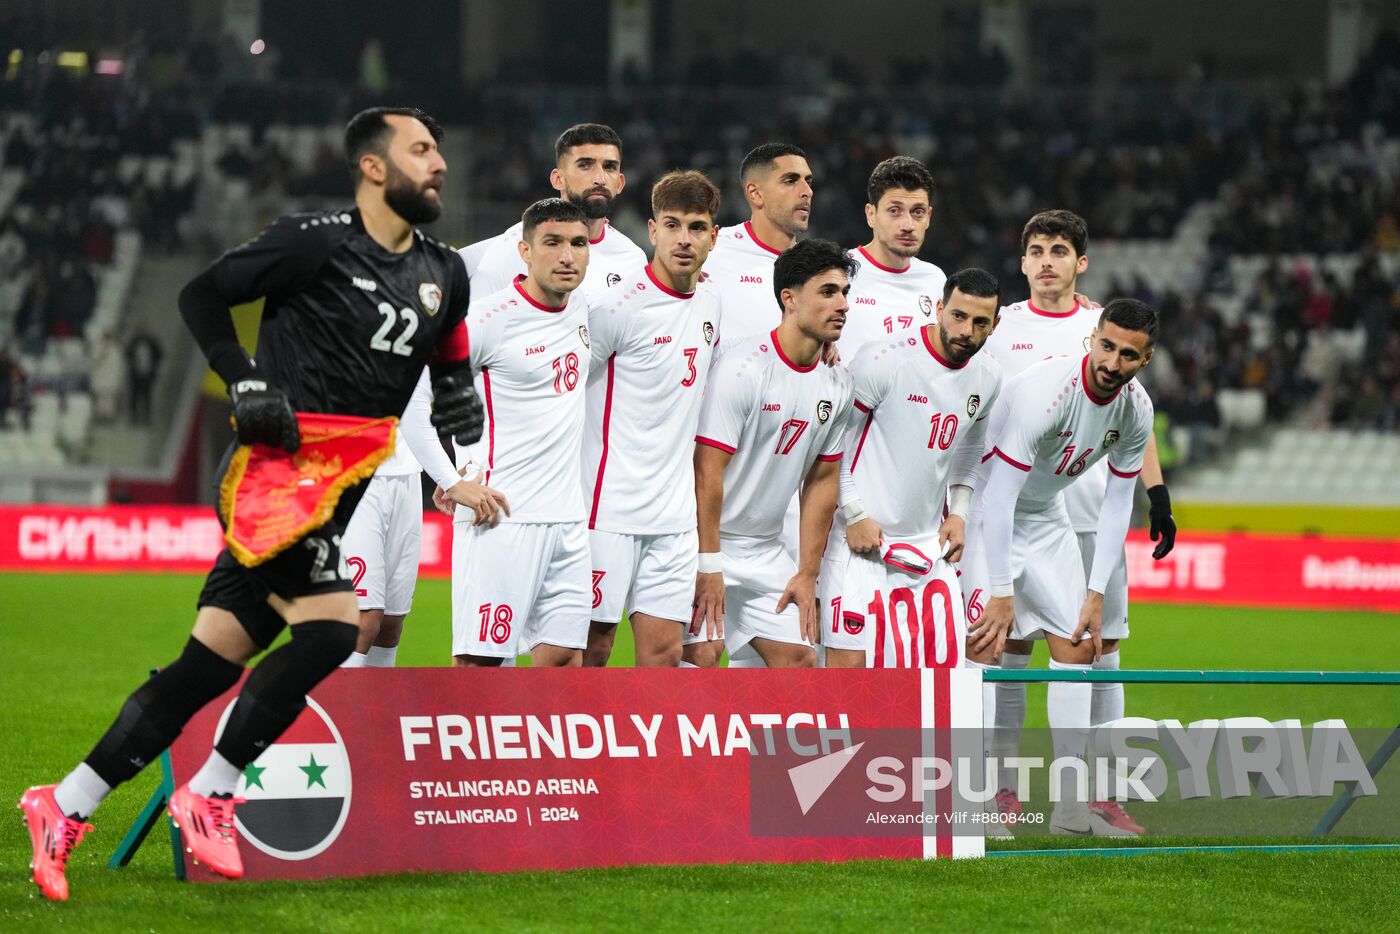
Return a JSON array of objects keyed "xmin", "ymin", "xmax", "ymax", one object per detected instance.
[{"xmin": 3, "ymin": 27, "xmax": 1399, "ymax": 454}]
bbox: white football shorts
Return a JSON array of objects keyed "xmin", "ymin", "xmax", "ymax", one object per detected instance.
[
  {"xmin": 451, "ymin": 519, "xmax": 590, "ymax": 659},
  {"xmin": 1076, "ymin": 532, "xmax": 1129, "ymax": 640},
  {"xmin": 719, "ymin": 534, "xmax": 808, "ymax": 656},
  {"xmin": 341, "ymin": 473, "xmax": 423, "ymax": 616},
  {"xmin": 962, "ymin": 503, "xmax": 1085, "ymax": 642},
  {"xmin": 590, "ymin": 528, "xmax": 701, "ymax": 640}
]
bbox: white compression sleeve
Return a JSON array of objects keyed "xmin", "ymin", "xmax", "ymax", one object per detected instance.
[
  {"xmin": 980, "ymin": 456, "xmax": 1032, "ymax": 593},
  {"xmin": 399, "ymin": 368, "xmax": 463, "ymax": 492},
  {"xmin": 1088, "ymin": 472, "xmax": 1137, "ymax": 594}
]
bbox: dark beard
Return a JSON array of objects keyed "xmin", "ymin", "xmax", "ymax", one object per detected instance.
[
  {"xmin": 939, "ymin": 322, "xmax": 972, "ymax": 364},
  {"xmin": 567, "ymin": 187, "xmax": 614, "ymax": 220},
  {"xmin": 384, "ymin": 164, "xmax": 442, "ymax": 225}
]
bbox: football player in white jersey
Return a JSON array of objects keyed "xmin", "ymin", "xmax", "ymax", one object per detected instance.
[
  {"xmin": 691, "ymin": 240, "xmax": 855, "ymax": 668},
  {"xmin": 839, "ymin": 157, "xmax": 947, "ymax": 355},
  {"xmin": 965, "ymin": 298, "xmax": 1159, "ymax": 836},
  {"xmin": 465, "ymin": 124, "xmax": 646, "ymax": 303},
  {"xmin": 822, "ymin": 268, "xmax": 1002, "ymax": 669},
  {"xmin": 975, "ymin": 210, "xmax": 1176, "ymax": 834},
  {"xmin": 706, "ymin": 143, "xmax": 813, "ymax": 347},
  {"xmin": 581, "ymin": 170, "xmax": 724, "ymax": 668},
  {"xmin": 340, "ymin": 369, "xmax": 501, "ymax": 668},
  {"xmin": 450, "ymin": 198, "xmax": 595, "ymax": 667}
]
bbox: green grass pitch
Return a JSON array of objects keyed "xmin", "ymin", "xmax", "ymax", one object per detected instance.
[{"xmin": 3, "ymin": 572, "xmax": 1398, "ymax": 931}]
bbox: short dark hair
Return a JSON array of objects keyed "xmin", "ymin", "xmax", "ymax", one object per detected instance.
[
  {"xmin": 344, "ymin": 107, "xmax": 443, "ymax": 182},
  {"xmin": 555, "ymin": 123, "xmax": 623, "ymax": 162},
  {"xmin": 867, "ymin": 156, "xmax": 935, "ymax": 207},
  {"xmin": 942, "ymin": 267, "xmax": 1001, "ymax": 310},
  {"xmin": 1021, "ymin": 209, "xmax": 1089, "ymax": 257},
  {"xmin": 651, "ymin": 170, "xmax": 722, "ymax": 219},
  {"xmin": 521, "ymin": 197, "xmax": 588, "ymax": 241},
  {"xmin": 1098, "ymin": 298, "xmax": 1159, "ymax": 346},
  {"xmin": 772, "ymin": 239, "xmax": 858, "ymax": 309},
  {"xmin": 740, "ymin": 142, "xmax": 808, "ymax": 181}
]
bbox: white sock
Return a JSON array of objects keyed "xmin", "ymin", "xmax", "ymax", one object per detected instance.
[
  {"xmin": 340, "ymin": 651, "xmax": 368, "ymax": 669},
  {"xmin": 679, "ymin": 660, "xmax": 699, "ymax": 668},
  {"xmin": 54, "ymin": 763, "xmax": 112, "ymax": 819},
  {"xmin": 992, "ymin": 651, "xmax": 1030, "ymax": 790},
  {"xmin": 366, "ymin": 645, "xmax": 398, "ymax": 667},
  {"xmin": 1048, "ymin": 659, "xmax": 1093, "ymax": 815},
  {"xmin": 1091, "ymin": 649, "xmax": 1123, "ymax": 726},
  {"xmin": 188, "ymin": 750, "xmax": 242, "ymax": 798},
  {"xmin": 965, "ymin": 661, "xmax": 999, "ymax": 799}
]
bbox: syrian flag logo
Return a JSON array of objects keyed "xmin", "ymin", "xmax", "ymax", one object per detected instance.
[{"xmin": 214, "ymin": 696, "xmax": 352, "ymax": 861}]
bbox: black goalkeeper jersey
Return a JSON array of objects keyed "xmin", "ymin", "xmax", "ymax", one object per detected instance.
[{"xmin": 204, "ymin": 207, "xmax": 469, "ymax": 418}]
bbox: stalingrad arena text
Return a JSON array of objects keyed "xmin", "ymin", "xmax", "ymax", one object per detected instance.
[{"xmin": 410, "ymin": 778, "xmax": 599, "ymax": 798}]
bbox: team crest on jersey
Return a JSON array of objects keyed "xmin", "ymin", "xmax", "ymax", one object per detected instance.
[
  {"xmin": 966, "ymin": 394, "xmax": 981, "ymax": 418},
  {"xmin": 702, "ymin": 321, "xmax": 715, "ymax": 345},
  {"xmin": 418, "ymin": 283, "xmax": 442, "ymax": 316},
  {"xmin": 919, "ymin": 294, "xmax": 934, "ymax": 317},
  {"xmin": 578, "ymin": 325, "xmax": 590, "ymax": 349},
  {"xmin": 1084, "ymin": 336, "xmax": 1092, "ymax": 351},
  {"xmin": 607, "ymin": 273, "xmax": 621, "ymax": 287},
  {"xmin": 816, "ymin": 400, "xmax": 832, "ymax": 424},
  {"xmin": 1103, "ymin": 429, "xmax": 1121, "ymax": 448}
]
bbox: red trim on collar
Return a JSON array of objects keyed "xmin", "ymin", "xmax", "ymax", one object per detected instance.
[
  {"xmin": 1027, "ymin": 299, "xmax": 1081, "ymax": 318},
  {"xmin": 771, "ymin": 328, "xmax": 817, "ymax": 372},
  {"xmin": 645, "ymin": 263, "xmax": 694, "ymax": 299},
  {"xmin": 744, "ymin": 221, "xmax": 782, "ymax": 256},
  {"xmin": 513, "ymin": 276, "xmax": 569, "ymax": 312},
  {"xmin": 1081, "ymin": 355, "xmax": 1123, "ymax": 405},
  {"xmin": 922, "ymin": 325, "xmax": 966, "ymax": 369},
  {"xmin": 857, "ymin": 244, "xmax": 909, "ymax": 274},
  {"xmin": 589, "ymin": 222, "xmax": 608, "ymax": 246}
]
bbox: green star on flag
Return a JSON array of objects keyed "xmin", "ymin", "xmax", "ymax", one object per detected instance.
[
  {"xmin": 243, "ymin": 762, "xmax": 266, "ymax": 791},
  {"xmin": 300, "ymin": 753, "xmax": 329, "ymax": 789}
]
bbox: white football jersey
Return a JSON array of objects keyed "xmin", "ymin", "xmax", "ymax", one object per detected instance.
[
  {"xmin": 838, "ymin": 246, "xmax": 947, "ymax": 357},
  {"xmin": 980, "ymin": 354, "xmax": 1153, "ymax": 511},
  {"xmin": 583, "ymin": 264, "xmax": 723, "ymax": 535},
  {"xmin": 696, "ymin": 330, "xmax": 853, "ymax": 541},
  {"xmin": 375, "ymin": 369, "xmax": 426, "ymax": 476},
  {"xmin": 983, "ymin": 299, "xmax": 1107, "ymax": 530},
  {"xmin": 458, "ymin": 235, "xmax": 498, "ymax": 280},
  {"xmin": 452, "ymin": 280, "xmax": 593, "ymax": 523},
  {"xmin": 845, "ymin": 330, "xmax": 1002, "ymax": 539},
  {"xmin": 706, "ymin": 221, "xmax": 784, "ymax": 348},
  {"xmin": 464, "ymin": 220, "xmax": 646, "ymax": 307}
]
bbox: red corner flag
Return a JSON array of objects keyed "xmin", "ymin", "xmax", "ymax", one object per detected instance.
[{"xmin": 219, "ymin": 413, "xmax": 397, "ymax": 567}]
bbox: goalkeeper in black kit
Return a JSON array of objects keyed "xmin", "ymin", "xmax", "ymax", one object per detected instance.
[{"xmin": 19, "ymin": 106, "xmax": 486, "ymax": 901}]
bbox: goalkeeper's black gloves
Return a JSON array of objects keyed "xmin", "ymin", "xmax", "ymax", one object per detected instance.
[
  {"xmin": 430, "ymin": 374, "xmax": 485, "ymax": 446},
  {"xmin": 228, "ymin": 377, "xmax": 301, "ymax": 453},
  {"xmin": 1146, "ymin": 484, "xmax": 1176, "ymax": 560}
]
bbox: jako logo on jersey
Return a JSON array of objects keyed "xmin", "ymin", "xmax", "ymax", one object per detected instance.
[
  {"xmin": 1103, "ymin": 429, "xmax": 1121, "ymax": 448},
  {"xmin": 352, "ymin": 277, "xmax": 377, "ymax": 292},
  {"xmin": 817, "ymin": 400, "xmax": 832, "ymax": 424},
  {"xmin": 966, "ymin": 394, "xmax": 981, "ymax": 418},
  {"xmin": 418, "ymin": 282, "xmax": 442, "ymax": 316},
  {"xmin": 703, "ymin": 321, "xmax": 715, "ymax": 345},
  {"xmin": 607, "ymin": 273, "xmax": 622, "ymax": 287},
  {"xmin": 919, "ymin": 295, "xmax": 934, "ymax": 317},
  {"xmin": 578, "ymin": 325, "xmax": 590, "ymax": 349},
  {"xmin": 215, "ymin": 695, "xmax": 351, "ymax": 861},
  {"xmin": 653, "ymin": 335, "xmax": 672, "ymax": 345},
  {"xmin": 1011, "ymin": 342, "xmax": 1034, "ymax": 351},
  {"xmin": 762, "ymin": 403, "xmax": 782, "ymax": 412},
  {"xmin": 525, "ymin": 345, "xmax": 546, "ymax": 356},
  {"xmin": 906, "ymin": 393, "xmax": 928, "ymax": 404},
  {"xmin": 854, "ymin": 297, "xmax": 876, "ymax": 305},
  {"xmin": 739, "ymin": 275, "xmax": 764, "ymax": 284}
]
